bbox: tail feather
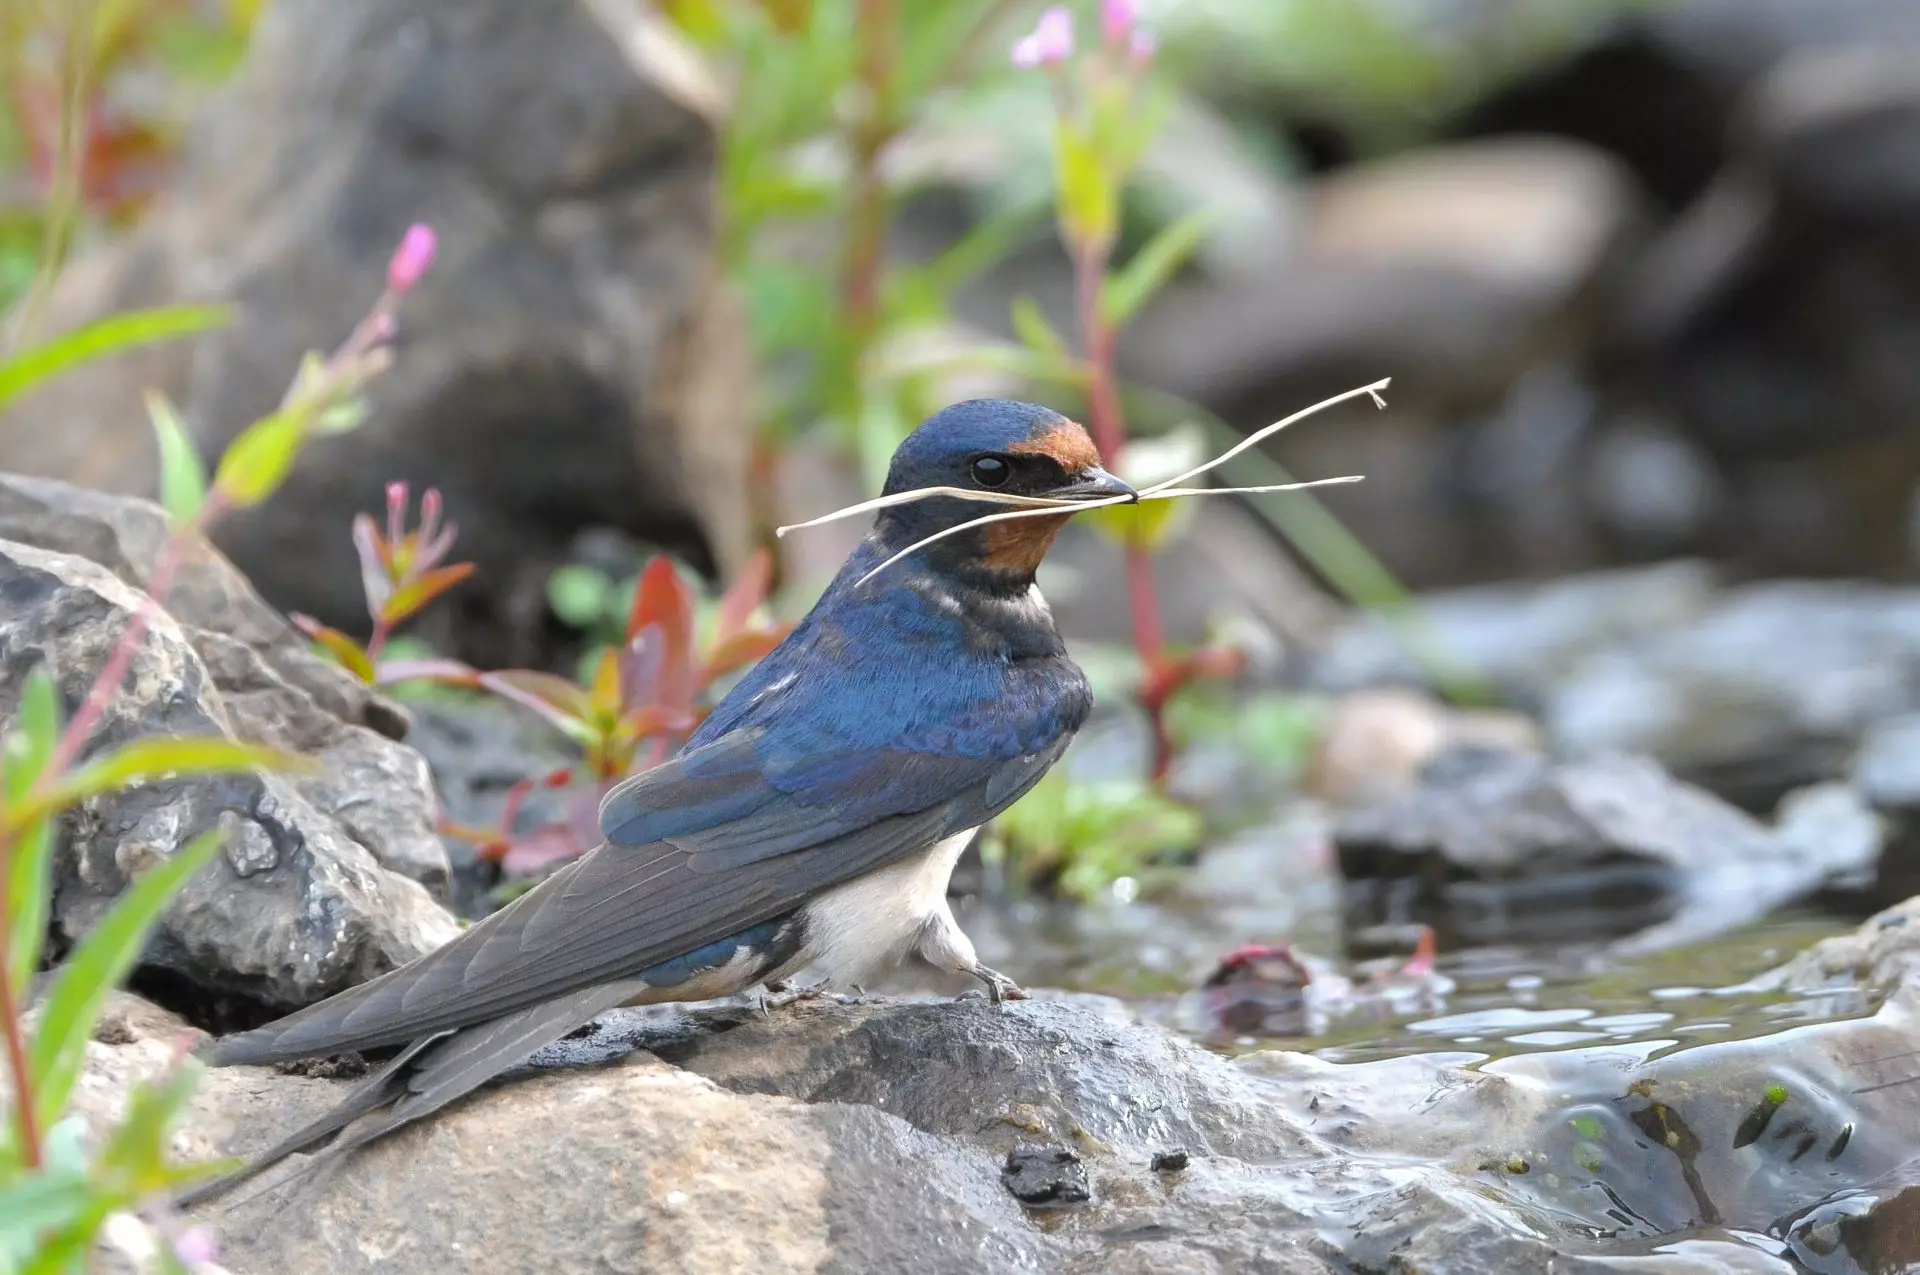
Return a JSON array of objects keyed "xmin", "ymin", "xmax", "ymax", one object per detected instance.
[
  {"xmin": 178, "ymin": 982, "xmax": 651, "ymax": 1211},
  {"xmin": 176, "ymin": 1033, "xmax": 438, "ymax": 1209}
]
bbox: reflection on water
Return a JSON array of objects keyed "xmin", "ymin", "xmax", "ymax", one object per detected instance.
[{"xmin": 954, "ymin": 802, "xmax": 1878, "ymax": 1066}]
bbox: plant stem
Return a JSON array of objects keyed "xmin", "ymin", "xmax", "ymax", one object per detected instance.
[
  {"xmin": 42, "ymin": 535, "xmax": 189, "ymax": 782},
  {"xmin": 2, "ymin": 0, "xmax": 96, "ymax": 358},
  {"xmin": 841, "ymin": 0, "xmax": 898, "ymax": 372},
  {"xmin": 0, "ymin": 939, "xmax": 40, "ymax": 1167},
  {"xmin": 1071, "ymin": 240, "xmax": 1174, "ymax": 781}
]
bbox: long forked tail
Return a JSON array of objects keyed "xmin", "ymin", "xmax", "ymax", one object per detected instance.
[{"xmin": 179, "ymin": 981, "xmax": 650, "ymax": 1210}]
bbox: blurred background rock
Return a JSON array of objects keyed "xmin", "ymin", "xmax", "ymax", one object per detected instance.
[{"xmin": 12, "ymin": 0, "xmax": 1920, "ymax": 650}]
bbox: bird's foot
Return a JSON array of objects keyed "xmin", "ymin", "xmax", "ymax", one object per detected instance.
[
  {"xmin": 763, "ymin": 980, "xmax": 864, "ymax": 1012},
  {"xmin": 958, "ymin": 964, "xmax": 1029, "ymax": 1006}
]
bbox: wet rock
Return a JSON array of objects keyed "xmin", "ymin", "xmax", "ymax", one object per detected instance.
[
  {"xmin": 1764, "ymin": 893, "xmax": 1920, "ymax": 996},
  {"xmin": 1317, "ymin": 569, "xmax": 1920, "ymax": 814},
  {"xmin": 1335, "ymin": 749, "xmax": 1871, "ymax": 953},
  {"xmin": 1309, "ymin": 558, "xmax": 1722, "ymax": 701},
  {"xmin": 1120, "ymin": 137, "xmax": 1643, "ymax": 421},
  {"xmin": 1303, "ymin": 686, "xmax": 1541, "ymax": 809},
  {"xmin": 1547, "ymin": 581, "xmax": 1920, "ymax": 809},
  {"xmin": 73, "ymin": 972, "xmax": 1907, "ymax": 1274},
  {"xmin": 0, "ymin": 0, "xmax": 751, "ymax": 669},
  {"xmin": 0, "ymin": 493, "xmax": 458, "ymax": 1017},
  {"xmin": 1848, "ymin": 715, "xmax": 1920, "ymax": 907}
]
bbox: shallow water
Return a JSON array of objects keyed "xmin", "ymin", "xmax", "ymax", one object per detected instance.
[{"xmin": 952, "ymin": 786, "xmax": 1882, "ymax": 1070}]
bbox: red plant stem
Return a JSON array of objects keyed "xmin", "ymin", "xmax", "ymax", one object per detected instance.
[
  {"xmin": 0, "ymin": 936, "xmax": 41, "ymax": 1167},
  {"xmin": 841, "ymin": 0, "xmax": 898, "ymax": 374},
  {"xmin": 1071, "ymin": 240, "xmax": 1173, "ymax": 781},
  {"xmin": 365, "ymin": 615, "xmax": 392, "ymax": 663},
  {"xmin": 42, "ymin": 529, "xmax": 190, "ymax": 782},
  {"xmin": 5, "ymin": 498, "xmax": 222, "ymax": 1163}
]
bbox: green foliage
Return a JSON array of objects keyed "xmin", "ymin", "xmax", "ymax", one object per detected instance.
[
  {"xmin": 1, "ymin": 199, "xmax": 428, "ymax": 1265},
  {"xmin": 982, "ymin": 769, "xmax": 1205, "ymax": 903},
  {"xmin": 675, "ymin": 0, "xmax": 1037, "ymax": 484},
  {"xmin": 292, "ymin": 483, "xmax": 477, "ymax": 686},
  {"xmin": 0, "ymin": 307, "xmax": 231, "ymax": 416},
  {"xmin": 0, "ymin": 668, "xmax": 276, "ymax": 1269},
  {"xmin": 1100, "ymin": 209, "xmax": 1215, "ymax": 327},
  {"xmin": 144, "ymin": 392, "xmax": 207, "ymax": 527},
  {"xmin": 452, "ymin": 552, "xmax": 789, "ymax": 874},
  {"xmin": 209, "ymin": 409, "xmax": 307, "ymax": 510},
  {"xmin": 26, "ymin": 829, "xmax": 222, "ymax": 1134}
]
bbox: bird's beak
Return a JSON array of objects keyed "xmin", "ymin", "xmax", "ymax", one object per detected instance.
[{"xmin": 1052, "ymin": 465, "xmax": 1138, "ymax": 503}]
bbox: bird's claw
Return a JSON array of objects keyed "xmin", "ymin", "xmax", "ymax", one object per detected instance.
[
  {"xmin": 961, "ymin": 965, "xmax": 1029, "ymax": 1006},
  {"xmin": 763, "ymin": 981, "xmax": 863, "ymax": 1011}
]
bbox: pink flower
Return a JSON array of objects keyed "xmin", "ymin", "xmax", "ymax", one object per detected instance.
[
  {"xmin": 1128, "ymin": 27, "xmax": 1157, "ymax": 67},
  {"xmin": 173, "ymin": 1226, "xmax": 220, "ymax": 1268},
  {"xmin": 1101, "ymin": 0, "xmax": 1138, "ymax": 42},
  {"xmin": 386, "ymin": 223, "xmax": 437, "ymax": 294},
  {"xmin": 1011, "ymin": 6, "xmax": 1074, "ymax": 69}
]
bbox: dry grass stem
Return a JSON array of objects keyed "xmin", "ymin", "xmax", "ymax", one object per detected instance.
[{"xmin": 775, "ymin": 379, "xmax": 1391, "ymax": 587}]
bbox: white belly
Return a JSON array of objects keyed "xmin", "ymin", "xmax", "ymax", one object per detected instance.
[{"xmin": 784, "ymin": 829, "xmax": 976, "ymax": 989}]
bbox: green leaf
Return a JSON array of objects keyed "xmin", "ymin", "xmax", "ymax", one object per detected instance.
[
  {"xmin": 1054, "ymin": 123, "xmax": 1117, "ymax": 251},
  {"xmin": 313, "ymin": 397, "xmax": 369, "ymax": 436},
  {"xmin": 96, "ymin": 1063, "xmax": 212, "ymax": 1196},
  {"xmin": 547, "ymin": 565, "xmax": 613, "ymax": 629},
  {"xmin": 210, "ymin": 409, "xmax": 306, "ymax": 509},
  {"xmin": 1100, "ymin": 209, "xmax": 1215, "ymax": 328},
  {"xmin": 29, "ymin": 830, "xmax": 223, "ymax": 1128},
  {"xmin": 4, "ymin": 670, "xmax": 61, "ymax": 996},
  {"xmin": 1010, "ymin": 296, "xmax": 1068, "ymax": 363},
  {"xmin": 144, "ymin": 391, "xmax": 207, "ymax": 526},
  {"xmin": 1083, "ymin": 495, "xmax": 1184, "ymax": 550},
  {"xmin": 4, "ymin": 737, "xmax": 309, "ymax": 838},
  {"xmin": 0, "ymin": 1171, "xmax": 93, "ymax": 1250},
  {"xmin": 0, "ymin": 305, "xmax": 232, "ymax": 414}
]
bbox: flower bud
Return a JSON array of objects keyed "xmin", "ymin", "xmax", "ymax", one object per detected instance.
[
  {"xmin": 1011, "ymin": 6, "xmax": 1074, "ymax": 69},
  {"xmin": 386, "ymin": 223, "xmax": 437, "ymax": 294}
]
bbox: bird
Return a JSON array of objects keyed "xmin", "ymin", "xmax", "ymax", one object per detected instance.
[{"xmin": 184, "ymin": 398, "xmax": 1136, "ymax": 1203}]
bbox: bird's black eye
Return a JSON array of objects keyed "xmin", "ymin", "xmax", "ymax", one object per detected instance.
[{"xmin": 970, "ymin": 455, "xmax": 1011, "ymax": 488}]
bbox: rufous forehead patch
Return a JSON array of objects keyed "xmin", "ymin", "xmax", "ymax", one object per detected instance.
[{"xmin": 1008, "ymin": 419, "xmax": 1102, "ymax": 473}]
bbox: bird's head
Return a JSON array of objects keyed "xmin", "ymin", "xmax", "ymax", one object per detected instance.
[{"xmin": 875, "ymin": 399, "xmax": 1135, "ymax": 585}]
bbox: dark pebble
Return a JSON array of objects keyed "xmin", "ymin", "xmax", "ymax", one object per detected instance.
[
  {"xmin": 1002, "ymin": 1146, "xmax": 1092, "ymax": 1208},
  {"xmin": 1151, "ymin": 1149, "xmax": 1191, "ymax": 1172}
]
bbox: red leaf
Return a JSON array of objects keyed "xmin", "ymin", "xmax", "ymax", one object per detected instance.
[
  {"xmin": 700, "ymin": 628, "xmax": 788, "ymax": 681},
  {"xmin": 626, "ymin": 558, "xmax": 696, "ymax": 710},
  {"xmin": 374, "ymin": 657, "xmax": 482, "ymax": 687},
  {"xmin": 382, "ymin": 562, "xmax": 476, "ymax": 628},
  {"xmin": 478, "ymin": 670, "xmax": 596, "ymax": 737},
  {"xmin": 715, "ymin": 548, "xmax": 775, "ymax": 643}
]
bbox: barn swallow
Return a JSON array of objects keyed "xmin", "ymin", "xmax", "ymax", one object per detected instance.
[{"xmin": 187, "ymin": 399, "xmax": 1133, "ymax": 1200}]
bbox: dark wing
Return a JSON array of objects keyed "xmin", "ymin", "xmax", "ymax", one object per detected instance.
[{"xmin": 209, "ymin": 726, "xmax": 1068, "ymax": 1065}]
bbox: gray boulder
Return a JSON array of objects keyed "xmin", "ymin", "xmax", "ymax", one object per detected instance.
[
  {"xmin": 0, "ymin": 476, "xmax": 457, "ymax": 1014},
  {"xmin": 42, "ymin": 969, "xmax": 1911, "ymax": 1274},
  {"xmin": 1335, "ymin": 749, "xmax": 1878, "ymax": 953}
]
